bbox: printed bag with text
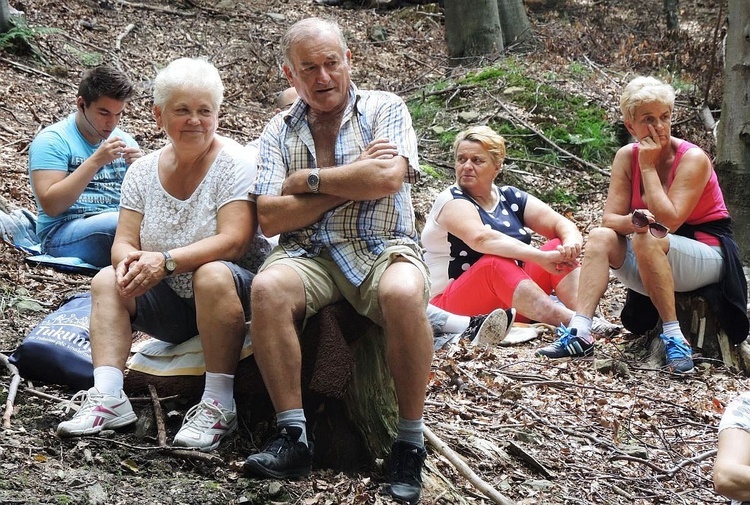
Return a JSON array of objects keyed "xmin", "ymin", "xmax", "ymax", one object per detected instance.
[{"xmin": 9, "ymin": 292, "xmax": 94, "ymax": 390}]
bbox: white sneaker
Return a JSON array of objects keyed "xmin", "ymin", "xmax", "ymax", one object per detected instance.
[
  {"xmin": 57, "ymin": 387, "xmax": 136, "ymax": 437},
  {"xmin": 173, "ymin": 399, "xmax": 237, "ymax": 451}
]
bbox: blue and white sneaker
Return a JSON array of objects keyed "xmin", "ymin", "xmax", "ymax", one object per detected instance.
[
  {"xmin": 660, "ymin": 333, "xmax": 694, "ymax": 374},
  {"xmin": 535, "ymin": 325, "xmax": 594, "ymax": 359}
]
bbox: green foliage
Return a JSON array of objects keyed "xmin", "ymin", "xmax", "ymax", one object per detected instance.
[
  {"xmin": 408, "ymin": 58, "xmax": 619, "ymax": 205},
  {"xmin": 420, "ymin": 163, "xmax": 449, "ymax": 180},
  {"xmin": 537, "ymin": 187, "xmax": 579, "ymax": 210},
  {"xmin": 461, "ymin": 66, "xmax": 505, "ymax": 84},
  {"xmin": 567, "ymin": 60, "xmax": 590, "ymax": 77},
  {"xmin": 667, "ymin": 74, "xmax": 696, "ymax": 94},
  {"xmin": 437, "ymin": 128, "xmax": 456, "ymax": 150},
  {"xmin": 63, "ymin": 43, "xmax": 103, "ymax": 67},
  {"xmin": 474, "ymin": 61, "xmax": 615, "ymax": 166},
  {"xmin": 0, "ymin": 18, "xmax": 59, "ymax": 60},
  {"xmin": 407, "ymin": 97, "xmax": 441, "ymax": 123},
  {"xmin": 424, "ymin": 80, "xmax": 450, "ymax": 93}
]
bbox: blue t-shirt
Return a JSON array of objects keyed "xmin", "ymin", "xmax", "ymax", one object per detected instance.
[{"xmin": 28, "ymin": 113, "xmax": 138, "ymax": 240}]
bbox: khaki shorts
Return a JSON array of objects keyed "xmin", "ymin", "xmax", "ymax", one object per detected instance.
[{"xmin": 260, "ymin": 244, "xmax": 430, "ymax": 327}]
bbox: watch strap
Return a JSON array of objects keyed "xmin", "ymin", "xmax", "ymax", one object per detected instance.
[{"xmin": 162, "ymin": 251, "xmax": 176, "ymax": 276}]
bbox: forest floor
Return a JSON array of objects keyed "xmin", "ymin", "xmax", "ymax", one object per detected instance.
[{"xmin": 0, "ymin": 0, "xmax": 746, "ymax": 504}]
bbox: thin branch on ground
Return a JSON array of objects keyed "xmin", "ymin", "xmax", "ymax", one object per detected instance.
[
  {"xmin": 425, "ymin": 425, "xmax": 516, "ymax": 505},
  {"xmin": 0, "ymin": 352, "xmax": 20, "ymax": 427},
  {"xmin": 114, "ymin": 0, "xmax": 196, "ymax": 17},
  {"xmin": 89, "ymin": 436, "xmax": 225, "ymax": 463},
  {"xmin": 148, "ymin": 384, "xmax": 167, "ymax": 447},
  {"xmin": 484, "ymin": 90, "xmax": 611, "ymax": 176},
  {"xmin": 115, "ymin": 23, "xmax": 136, "ymax": 52}
]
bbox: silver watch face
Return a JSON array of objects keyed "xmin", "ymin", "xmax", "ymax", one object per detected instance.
[
  {"xmin": 165, "ymin": 258, "xmax": 177, "ymax": 272},
  {"xmin": 307, "ymin": 171, "xmax": 320, "ymax": 191}
]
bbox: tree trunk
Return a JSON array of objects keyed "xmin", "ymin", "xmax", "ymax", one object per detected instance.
[
  {"xmin": 124, "ymin": 302, "xmax": 398, "ymax": 469},
  {"xmin": 497, "ymin": 0, "xmax": 532, "ymax": 47},
  {"xmin": 664, "ymin": 0, "xmax": 679, "ymax": 32},
  {"xmin": 444, "ymin": 0, "xmax": 533, "ymax": 65},
  {"xmin": 716, "ymin": 0, "xmax": 750, "ymax": 265},
  {"xmin": 0, "ymin": 0, "xmax": 11, "ymax": 34},
  {"xmin": 444, "ymin": 0, "xmax": 504, "ymax": 65},
  {"xmin": 674, "ymin": 294, "xmax": 749, "ymax": 373}
]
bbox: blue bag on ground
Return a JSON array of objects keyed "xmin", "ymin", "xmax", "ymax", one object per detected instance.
[{"xmin": 9, "ymin": 292, "xmax": 94, "ymax": 390}]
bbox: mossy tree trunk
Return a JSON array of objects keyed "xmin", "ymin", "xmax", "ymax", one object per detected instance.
[{"xmin": 716, "ymin": 0, "xmax": 750, "ymax": 265}]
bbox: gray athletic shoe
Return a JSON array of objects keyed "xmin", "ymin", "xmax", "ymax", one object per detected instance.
[{"xmin": 591, "ymin": 316, "xmax": 621, "ymax": 337}]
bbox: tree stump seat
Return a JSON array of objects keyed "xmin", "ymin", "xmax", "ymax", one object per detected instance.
[
  {"xmin": 124, "ymin": 301, "xmax": 398, "ymax": 469},
  {"xmin": 673, "ymin": 293, "xmax": 750, "ymax": 372}
]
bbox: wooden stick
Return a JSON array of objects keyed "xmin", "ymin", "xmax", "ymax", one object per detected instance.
[
  {"xmin": 89, "ymin": 436, "xmax": 224, "ymax": 463},
  {"xmin": 2, "ymin": 373, "xmax": 20, "ymax": 428},
  {"xmin": 25, "ymin": 386, "xmax": 69, "ymax": 404},
  {"xmin": 148, "ymin": 384, "xmax": 167, "ymax": 447},
  {"xmin": 424, "ymin": 425, "xmax": 516, "ymax": 505},
  {"xmin": 0, "ymin": 352, "xmax": 21, "ymax": 428},
  {"xmin": 114, "ymin": 0, "xmax": 196, "ymax": 17},
  {"xmin": 505, "ymin": 440, "xmax": 554, "ymax": 478},
  {"xmin": 115, "ymin": 23, "xmax": 136, "ymax": 52},
  {"xmin": 610, "ymin": 448, "xmax": 718, "ymax": 480},
  {"xmin": 0, "ymin": 57, "xmax": 70, "ymax": 87}
]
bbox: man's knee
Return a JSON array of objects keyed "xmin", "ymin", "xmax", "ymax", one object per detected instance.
[
  {"xmin": 379, "ymin": 263, "xmax": 426, "ymax": 305},
  {"xmin": 251, "ymin": 265, "xmax": 305, "ymax": 311}
]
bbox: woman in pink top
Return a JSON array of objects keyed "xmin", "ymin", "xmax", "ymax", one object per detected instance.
[{"xmin": 537, "ymin": 76, "xmax": 742, "ymax": 374}]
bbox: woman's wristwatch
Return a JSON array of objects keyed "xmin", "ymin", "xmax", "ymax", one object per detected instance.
[{"xmin": 162, "ymin": 251, "xmax": 177, "ymax": 276}]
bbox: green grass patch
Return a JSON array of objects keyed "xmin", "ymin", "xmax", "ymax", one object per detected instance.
[
  {"xmin": 63, "ymin": 43, "xmax": 103, "ymax": 67},
  {"xmin": 409, "ymin": 58, "xmax": 618, "ymax": 185},
  {"xmin": 420, "ymin": 163, "xmax": 448, "ymax": 180},
  {"xmin": 407, "ymin": 97, "xmax": 442, "ymax": 123},
  {"xmin": 536, "ymin": 187, "xmax": 579, "ymax": 211}
]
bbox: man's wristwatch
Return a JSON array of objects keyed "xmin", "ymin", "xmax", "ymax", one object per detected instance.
[
  {"xmin": 307, "ymin": 168, "xmax": 321, "ymax": 193},
  {"xmin": 162, "ymin": 251, "xmax": 177, "ymax": 277}
]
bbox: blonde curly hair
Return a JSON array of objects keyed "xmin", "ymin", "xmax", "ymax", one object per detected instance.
[{"xmin": 453, "ymin": 125, "xmax": 506, "ymax": 167}]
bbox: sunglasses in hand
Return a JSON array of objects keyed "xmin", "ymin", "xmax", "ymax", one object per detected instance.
[{"xmin": 631, "ymin": 210, "xmax": 669, "ymax": 238}]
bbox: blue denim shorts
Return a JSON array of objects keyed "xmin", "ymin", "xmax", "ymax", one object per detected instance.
[{"xmin": 131, "ymin": 261, "xmax": 253, "ymax": 344}]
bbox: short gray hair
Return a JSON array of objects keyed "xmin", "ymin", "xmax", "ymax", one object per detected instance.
[
  {"xmin": 281, "ymin": 17, "xmax": 348, "ymax": 69},
  {"xmin": 620, "ymin": 76, "xmax": 675, "ymax": 122},
  {"xmin": 153, "ymin": 57, "xmax": 224, "ymax": 109}
]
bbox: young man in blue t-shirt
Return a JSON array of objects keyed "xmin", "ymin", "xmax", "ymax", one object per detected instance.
[{"xmin": 28, "ymin": 66, "xmax": 142, "ymax": 267}]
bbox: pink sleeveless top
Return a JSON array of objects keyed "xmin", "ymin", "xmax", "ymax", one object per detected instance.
[{"xmin": 630, "ymin": 140, "xmax": 728, "ymax": 246}]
